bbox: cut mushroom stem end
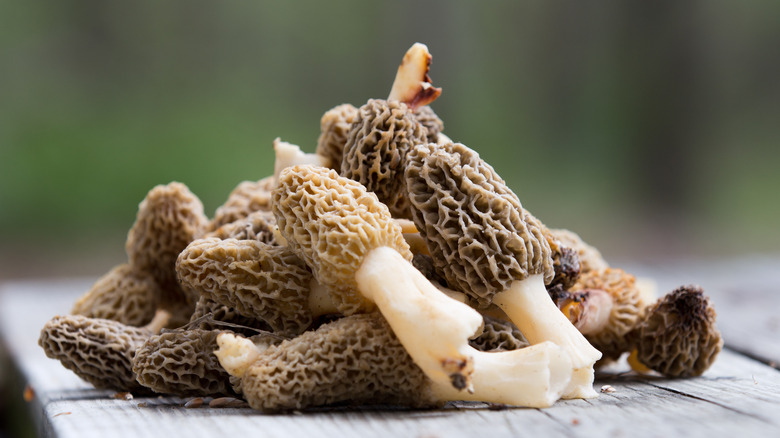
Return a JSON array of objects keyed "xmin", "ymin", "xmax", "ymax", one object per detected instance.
[
  {"xmin": 492, "ymin": 275, "xmax": 601, "ymax": 398},
  {"xmin": 553, "ymin": 289, "xmax": 614, "ymax": 336},
  {"xmin": 355, "ymin": 247, "xmax": 577, "ymax": 406},
  {"xmin": 388, "ymin": 43, "xmax": 442, "ymax": 110}
]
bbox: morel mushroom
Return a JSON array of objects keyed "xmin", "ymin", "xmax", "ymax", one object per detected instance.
[
  {"xmin": 132, "ymin": 329, "xmax": 235, "ymax": 397},
  {"xmin": 268, "ymin": 165, "xmax": 576, "ymax": 407},
  {"xmin": 548, "ymin": 228, "xmax": 608, "ymax": 275},
  {"xmin": 71, "ymin": 264, "xmax": 160, "ymax": 327},
  {"xmin": 125, "ymin": 182, "xmax": 208, "ymax": 323},
  {"xmin": 340, "ymin": 98, "xmax": 428, "ymax": 218},
  {"xmin": 404, "ymin": 142, "xmax": 602, "ymax": 398},
  {"xmin": 630, "ymin": 285, "xmax": 723, "ymax": 377},
  {"xmin": 39, "ymin": 311, "xmax": 169, "ymax": 392},
  {"xmin": 210, "ymin": 176, "xmax": 276, "ymax": 231},
  {"xmin": 176, "ymin": 237, "xmax": 334, "ymax": 337},
  {"xmin": 315, "ymin": 103, "xmax": 358, "ymax": 171},
  {"xmin": 205, "ymin": 210, "xmax": 278, "ymax": 244}
]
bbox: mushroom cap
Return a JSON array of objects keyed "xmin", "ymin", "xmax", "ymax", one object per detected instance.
[
  {"xmin": 272, "ymin": 165, "xmax": 413, "ymax": 315},
  {"xmin": 71, "ymin": 264, "xmax": 160, "ymax": 327},
  {"xmin": 238, "ymin": 313, "xmax": 437, "ymax": 411},
  {"xmin": 404, "ymin": 142, "xmax": 554, "ymax": 308},
  {"xmin": 341, "ymin": 99, "xmax": 428, "ymax": 218},
  {"xmin": 38, "ymin": 315, "xmax": 151, "ymax": 392},
  {"xmin": 209, "ymin": 176, "xmax": 276, "ymax": 231},
  {"xmin": 315, "ymin": 103, "xmax": 358, "ymax": 171},
  {"xmin": 469, "ymin": 315, "xmax": 529, "ymax": 352},
  {"xmin": 548, "ymin": 228, "xmax": 608, "ymax": 274},
  {"xmin": 176, "ymin": 238, "xmax": 314, "ymax": 337},
  {"xmin": 572, "ymin": 268, "xmax": 644, "ymax": 360},
  {"xmin": 205, "ymin": 210, "xmax": 278, "ymax": 244},
  {"xmin": 544, "ymin": 229, "xmax": 582, "ymax": 290},
  {"xmin": 132, "ymin": 329, "xmax": 235, "ymax": 397},
  {"xmin": 125, "ymin": 181, "xmax": 207, "ymax": 313},
  {"xmin": 632, "ymin": 285, "xmax": 723, "ymax": 377},
  {"xmin": 414, "ymin": 106, "xmax": 444, "ymax": 143}
]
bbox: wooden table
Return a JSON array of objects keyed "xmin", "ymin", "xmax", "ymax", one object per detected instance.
[{"xmin": 2, "ymin": 256, "xmax": 779, "ymax": 437}]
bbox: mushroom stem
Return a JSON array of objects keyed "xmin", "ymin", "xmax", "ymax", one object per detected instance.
[
  {"xmin": 214, "ymin": 332, "xmax": 275, "ymax": 378},
  {"xmin": 308, "ymin": 278, "xmax": 340, "ymax": 317},
  {"xmin": 492, "ymin": 275, "xmax": 601, "ymax": 398},
  {"xmin": 556, "ymin": 289, "xmax": 614, "ymax": 335},
  {"xmin": 273, "ymin": 138, "xmax": 331, "ymax": 180},
  {"xmin": 144, "ymin": 309, "xmax": 172, "ymax": 334},
  {"xmin": 355, "ymin": 247, "xmax": 575, "ymax": 405}
]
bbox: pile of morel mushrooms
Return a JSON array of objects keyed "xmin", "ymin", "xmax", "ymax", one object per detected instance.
[{"xmin": 39, "ymin": 43, "xmax": 723, "ymax": 412}]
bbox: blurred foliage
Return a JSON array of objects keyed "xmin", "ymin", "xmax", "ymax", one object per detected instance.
[{"xmin": 1, "ymin": 1, "xmax": 779, "ymax": 279}]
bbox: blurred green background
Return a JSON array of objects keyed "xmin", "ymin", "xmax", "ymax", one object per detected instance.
[{"xmin": 1, "ymin": 1, "xmax": 779, "ymax": 281}]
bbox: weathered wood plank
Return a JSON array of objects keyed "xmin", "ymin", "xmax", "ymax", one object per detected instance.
[{"xmin": 2, "ymin": 269, "xmax": 779, "ymax": 438}]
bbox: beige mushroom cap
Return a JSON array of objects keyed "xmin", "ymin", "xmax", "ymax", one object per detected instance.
[
  {"xmin": 341, "ymin": 99, "xmax": 428, "ymax": 218},
  {"xmin": 272, "ymin": 165, "xmax": 413, "ymax": 315},
  {"xmin": 176, "ymin": 237, "xmax": 315, "ymax": 337},
  {"xmin": 316, "ymin": 103, "xmax": 358, "ymax": 171},
  {"xmin": 405, "ymin": 142, "xmax": 554, "ymax": 308},
  {"xmin": 71, "ymin": 264, "xmax": 160, "ymax": 327},
  {"xmin": 209, "ymin": 176, "xmax": 277, "ymax": 231},
  {"xmin": 632, "ymin": 285, "xmax": 723, "ymax": 377}
]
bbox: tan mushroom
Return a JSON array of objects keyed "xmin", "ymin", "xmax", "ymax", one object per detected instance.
[
  {"xmin": 210, "ymin": 176, "xmax": 276, "ymax": 231},
  {"xmin": 316, "ymin": 103, "xmax": 358, "ymax": 171},
  {"xmin": 71, "ymin": 264, "xmax": 160, "ymax": 327},
  {"xmin": 404, "ymin": 142, "xmax": 602, "ymax": 398},
  {"xmin": 38, "ymin": 310, "xmax": 170, "ymax": 392},
  {"xmin": 205, "ymin": 210, "xmax": 279, "ymax": 244},
  {"xmin": 176, "ymin": 237, "xmax": 337, "ymax": 337},
  {"xmin": 629, "ymin": 285, "xmax": 723, "ymax": 377},
  {"xmin": 132, "ymin": 329, "xmax": 237, "ymax": 397},
  {"xmin": 340, "ymin": 98, "xmax": 428, "ymax": 218}
]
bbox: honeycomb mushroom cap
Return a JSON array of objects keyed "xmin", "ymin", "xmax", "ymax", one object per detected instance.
[
  {"xmin": 544, "ymin": 229, "xmax": 582, "ymax": 290},
  {"xmin": 125, "ymin": 182, "xmax": 208, "ymax": 313},
  {"xmin": 71, "ymin": 264, "xmax": 160, "ymax": 327},
  {"xmin": 315, "ymin": 103, "xmax": 358, "ymax": 171},
  {"xmin": 132, "ymin": 329, "xmax": 235, "ymax": 397},
  {"xmin": 405, "ymin": 142, "xmax": 554, "ymax": 308},
  {"xmin": 469, "ymin": 316, "xmax": 529, "ymax": 352},
  {"xmin": 571, "ymin": 268, "xmax": 644, "ymax": 360},
  {"xmin": 38, "ymin": 315, "xmax": 152, "ymax": 392},
  {"xmin": 272, "ymin": 165, "xmax": 413, "ymax": 315},
  {"xmin": 238, "ymin": 313, "xmax": 438, "ymax": 412},
  {"xmin": 414, "ymin": 106, "xmax": 444, "ymax": 143},
  {"xmin": 632, "ymin": 285, "xmax": 723, "ymax": 377},
  {"xmin": 176, "ymin": 238, "xmax": 314, "ymax": 336},
  {"xmin": 548, "ymin": 228, "xmax": 608, "ymax": 274},
  {"xmin": 341, "ymin": 99, "xmax": 428, "ymax": 218},
  {"xmin": 210, "ymin": 176, "xmax": 276, "ymax": 231},
  {"xmin": 205, "ymin": 210, "xmax": 278, "ymax": 244}
]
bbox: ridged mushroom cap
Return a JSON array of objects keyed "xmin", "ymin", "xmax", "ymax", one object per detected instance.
[
  {"xmin": 205, "ymin": 210, "xmax": 278, "ymax": 244},
  {"xmin": 341, "ymin": 99, "xmax": 428, "ymax": 218},
  {"xmin": 176, "ymin": 238, "xmax": 314, "ymax": 337},
  {"xmin": 572, "ymin": 268, "xmax": 644, "ymax": 360},
  {"xmin": 132, "ymin": 329, "xmax": 235, "ymax": 397},
  {"xmin": 469, "ymin": 316, "xmax": 529, "ymax": 352},
  {"xmin": 632, "ymin": 285, "xmax": 723, "ymax": 377},
  {"xmin": 39, "ymin": 315, "xmax": 153, "ymax": 392},
  {"xmin": 272, "ymin": 165, "xmax": 413, "ymax": 315},
  {"xmin": 125, "ymin": 181, "xmax": 207, "ymax": 315},
  {"xmin": 210, "ymin": 176, "xmax": 276, "ymax": 231},
  {"xmin": 404, "ymin": 142, "xmax": 554, "ymax": 308},
  {"xmin": 316, "ymin": 103, "xmax": 358, "ymax": 171},
  {"xmin": 238, "ymin": 313, "xmax": 437, "ymax": 412},
  {"xmin": 71, "ymin": 264, "xmax": 160, "ymax": 327}
]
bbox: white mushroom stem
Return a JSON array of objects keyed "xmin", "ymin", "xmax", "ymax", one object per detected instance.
[
  {"xmin": 388, "ymin": 43, "xmax": 442, "ymax": 110},
  {"xmin": 273, "ymin": 138, "xmax": 331, "ymax": 180},
  {"xmin": 214, "ymin": 332, "xmax": 275, "ymax": 378},
  {"xmin": 492, "ymin": 275, "xmax": 601, "ymax": 398},
  {"xmin": 355, "ymin": 247, "xmax": 575, "ymax": 406},
  {"xmin": 559, "ymin": 289, "xmax": 614, "ymax": 335},
  {"xmin": 143, "ymin": 309, "xmax": 172, "ymax": 334}
]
